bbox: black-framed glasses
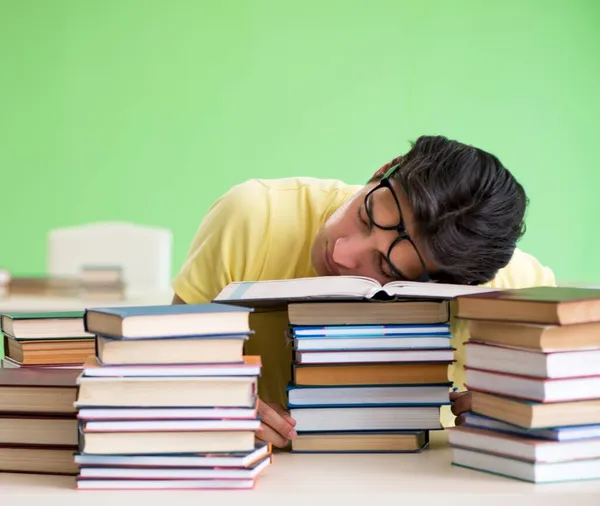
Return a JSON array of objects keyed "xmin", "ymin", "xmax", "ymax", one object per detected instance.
[{"xmin": 364, "ymin": 164, "xmax": 431, "ymax": 282}]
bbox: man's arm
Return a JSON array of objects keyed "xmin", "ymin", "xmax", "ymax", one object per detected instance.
[{"xmin": 170, "ymin": 180, "xmax": 269, "ymax": 305}]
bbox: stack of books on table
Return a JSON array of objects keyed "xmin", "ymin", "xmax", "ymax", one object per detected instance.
[
  {"xmin": 0, "ymin": 367, "xmax": 80, "ymax": 475},
  {"xmin": 285, "ymin": 298, "xmax": 455, "ymax": 453},
  {"xmin": 78, "ymin": 265, "xmax": 126, "ymax": 300},
  {"xmin": 1, "ymin": 311, "xmax": 95, "ymax": 369},
  {"xmin": 449, "ymin": 286, "xmax": 600, "ymax": 483},
  {"xmin": 74, "ymin": 303, "xmax": 271, "ymax": 490}
]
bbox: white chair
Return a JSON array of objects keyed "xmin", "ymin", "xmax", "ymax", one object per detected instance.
[{"xmin": 47, "ymin": 222, "xmax": 173, "ymax": 294}]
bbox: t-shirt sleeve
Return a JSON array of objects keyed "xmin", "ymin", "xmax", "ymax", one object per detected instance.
[{"xmin": 172, "ymin": 180, "xmax": 270, "ymax": 303}]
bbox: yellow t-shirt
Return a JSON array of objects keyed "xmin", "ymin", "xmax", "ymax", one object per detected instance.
[{"xmin": 172, "ymin": 177, "xmax": 556, "ymax": 427}]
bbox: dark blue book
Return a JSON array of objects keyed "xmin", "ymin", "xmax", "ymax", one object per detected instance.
[{"xmin": 84, "ymin": 303, "xmax": 253, "ymax": 339}]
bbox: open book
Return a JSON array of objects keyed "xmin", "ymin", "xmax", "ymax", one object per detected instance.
[{"xmin": 213, "ymin": 276, "xmax": 496, "ymax": 307}]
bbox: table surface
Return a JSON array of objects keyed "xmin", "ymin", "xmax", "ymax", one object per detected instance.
[
  {"xmin": 0, "ymin": 292, "xmax": 173, "ymax": 312},
  {"xmin": 1, "ymin": 432, "xmax": 599, "ymax": 506}
]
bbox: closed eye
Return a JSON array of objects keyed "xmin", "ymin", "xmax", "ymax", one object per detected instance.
[
  {"xmin": 378, "ymin": 255, "xmax": 395, "ymax": 280},
  {"xmin": 357, "ymin": 205, "xmax": 372, "ymax": 231}
]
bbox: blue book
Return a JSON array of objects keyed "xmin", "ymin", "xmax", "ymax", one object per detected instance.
[
  {"xmin": 84, "ymin": 303, "xmax": 253, "ymax": 339},
  {"xmin": 287, "ymin": 383, "xmax": 452, "ymax": 408},
  {"xmin": 463, "ymin": 412, "xmax": 600, "ymax": 441},
  {"xmin": 292, "ymin": 324, "xmax": 450, "ymax": 337}
]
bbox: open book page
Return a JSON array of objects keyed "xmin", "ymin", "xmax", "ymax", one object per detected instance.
[
  {"xmin": 214, "ymin": 276, "xmax": 497, "ymax": 306},
  {"xmin": 214, "ymin": 276, "xmax": 381, "ymax": 303},
  {"xmin": 378, "ymin": 281, "xmax": 498, "ymax": 300}
]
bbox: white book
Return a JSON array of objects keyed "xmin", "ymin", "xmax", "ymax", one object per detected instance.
[{"xmin": 214, "ymin": 275, "xmax": 495, "ymax": 307}]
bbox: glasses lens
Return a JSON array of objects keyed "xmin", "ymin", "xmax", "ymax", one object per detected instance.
[
  {"xmin": 365, "ymin": 186, "xmax": 402, "ymax": 229},
  {"xmin": 387, "ymin": 239, "xmax": 428, "ymax": 281}
]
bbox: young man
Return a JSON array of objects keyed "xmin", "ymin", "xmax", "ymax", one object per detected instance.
[{"xmin": 172, "ymin": 135, "xmax": 555, "ymax": 448}]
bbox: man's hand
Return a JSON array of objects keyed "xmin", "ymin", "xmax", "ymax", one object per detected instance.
[
  {"xmin": 450, "ymin": 390, "xmax": 471, "ymax": 426},
  {"xmin": 256, "ymin": 400, "xmax": 297, "ymax": 448}
]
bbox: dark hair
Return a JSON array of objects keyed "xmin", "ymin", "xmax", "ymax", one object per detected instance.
[{"xmin": 375, "ymin": 135, "xmax": 528, "ymax": 285}]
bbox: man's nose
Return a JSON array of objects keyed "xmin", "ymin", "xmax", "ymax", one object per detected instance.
[{"xmin": 332, "ymin": 237, "xmax": 365, "ymax": 271}]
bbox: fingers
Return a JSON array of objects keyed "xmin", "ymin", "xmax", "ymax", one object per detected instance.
[
  {"xmin": 449, "ymin": 391, "xmax": 461, "ymax": 402},
  {"xmin": 256, "ymin": 422, "xmax": 290, "ymax": 448},
  {"xmin": 257, "ymin": 400, "xmax": 297, "ymax": 448},
  {"xmin": 450, "ymin": 390, "xmax": 472, "ymax": 416},
  {"xmin": 455, "ymin": 414, "xmax": 466, "ymax": 426},
  {"xmin": 269, "ymin": 401, "xmax": 297, "ymax": 427}
]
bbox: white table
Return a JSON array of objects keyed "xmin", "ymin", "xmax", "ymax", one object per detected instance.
[
  {"xmin": 1, "ymin": 432, "xmax": 599, "ymax": 506},
  {"xmin": 0, "ymin": 293, "xmax": 173, "ymax": 313}
]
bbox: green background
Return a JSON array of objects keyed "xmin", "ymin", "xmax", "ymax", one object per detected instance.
[{"xmin": 1, "ymin": 0, "xmax": 599, "ymax": 285}]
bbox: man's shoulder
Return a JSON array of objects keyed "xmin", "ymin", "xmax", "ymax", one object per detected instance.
[
  {"xmin": 220, "ymin": 177, "xmax": 361, "ymax": 211},
  {"xmin": 488, "ymin": 248, "xmax": 556, "ymax": 289}
]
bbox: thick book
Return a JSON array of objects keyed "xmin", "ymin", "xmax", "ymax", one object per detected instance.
[
  {"xmin": 451, "ymin": 446, "xmax": 600, "ymax": 483},
  {"xmin": 467, "ymin": 319, "xmax": 600, "ymax": 352},
  {"xmin": 293, "ymin": 362, "xmax": 450, "ymax": 386},
  {"xmin": 470, "ymin": 390, "xmax": 600, "ymax": 429},
  {"xmin": 213, "ymin": 275, "xmax": 495, "ymax": 307},
  {"xmin": 0, "ymin": 445, "xmax": 79, "ymax": 475},
  {"xmin": 449, "ymin": 425, "xmax": 600, "ymax": 463},
  {"xmin": 456, "ymin": 286, "xmax": 600, "ymax": 325},
  {"xmin": 84, "ymin": 303, "xmax": 253, "ymax": 339},
  {"xmin": 465, "ymin": 368, "xmax": 600, "ymax": 403},
  {"xmin": 291, "ymin": 430, "xmax": 429, "ymax": 454},
  {"xmin": 0, "ymin": 368, "xmax": 80, "ymax": 414},
  {"xmin": 288, "ymin": 300, "xmax": 450, "ymax": 325},
  {"xmin": 1, "ymin": 311, "xmax": 92, "ymax": 339},
  {"xmin": 287, "ymin": 383, "xmax": 452, "ymax": 407},
  {"xmin": 464, "ymin": 341, "xmax": 600, "ymax": 379},
  {"xmin": 461, "ymin": 413, "xmax": 600, "ymax": 441},
  {"xmin": 96, "ymin": 333, "xmax": 248, "ymax": 365}
]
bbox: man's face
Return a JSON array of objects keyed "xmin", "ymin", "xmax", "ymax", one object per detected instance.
[{"xmin": 311, "ymin": 179, "xmax": 437, "ymax": 284}]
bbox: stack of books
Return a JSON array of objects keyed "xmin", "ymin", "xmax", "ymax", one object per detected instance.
[
  {"xmin": 73, "ymin": 303, "xmax": 272, "ymax": 490},
  {"xmin": 285, "ymin": 299, "xmax": 455, "ymax": 453},
  {"xmin": 79, "ymin": 265, "xmax": 125, "ymax": 300},
  {"xmin": 1, "ymin": 311, "xmax": 95, "ymax": 369},
  {"xmin": 0, "ymin": 367, "xmax": 80, "ymax": 475},
  {"xmin": 212, "ymin": 274, "xmax": 495, "ymax": 454},
  {"xmin": 449, "ymin": 286, "xmax": 600, "ymax": 483}
]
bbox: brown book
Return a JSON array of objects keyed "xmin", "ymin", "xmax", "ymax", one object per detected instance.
[
  {"xmin": 292, "ymin": 362, "xmax": 449, "ymax": 386},
  {"xmin": 292, "ymin": 431, "xmax": 429, "ymax": 453},
  {"xmin": 467, "ymin": 319, "xmax": 600, "ymax": 351},
  {"xmin": 0, "ymin": 368, "xmax": 80, "ymax": 414},
  {"xmin": 0, "ymin": 415, "xmax": 78, "ymax": 446},
  {"xmin": 288, "ymin": 300, "xmax": 449, "ymax": 325},
  {"xmin": 470, "ymin": 390, "xmax": 600, "ymax": 429},
  {"xmin": 0, "ymin": 445, "xmax": 78, "ymax": 475},
  {"xmin": 4, "ymin": 336, "xmax": 95, "ymax": 366},
  {"xmin": 457, "ymin": 286, "xmax": 600, "ymax": 325}
]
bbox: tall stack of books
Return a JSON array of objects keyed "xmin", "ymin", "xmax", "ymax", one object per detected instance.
[
  {"xmin": 212, "ymin": 275, "xmax": 495, "ymax": 454},
  {"xmin": 1, "ymin": 311, "xmax": 95, "ymax": 369},
  {"xmin": 285, "ymin": 299, "xmax": 454, "ymax": 453},
  {"xmin": 449, "ymin": 286, "xmax": 600, "ymax": 483},
  {"xmin": 74, "ymin": 303, "xmax": 271, "ymax": 490},
  {"xmin": 0, "ymin": 367, "xmax": 80, "ymax": 475}
]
